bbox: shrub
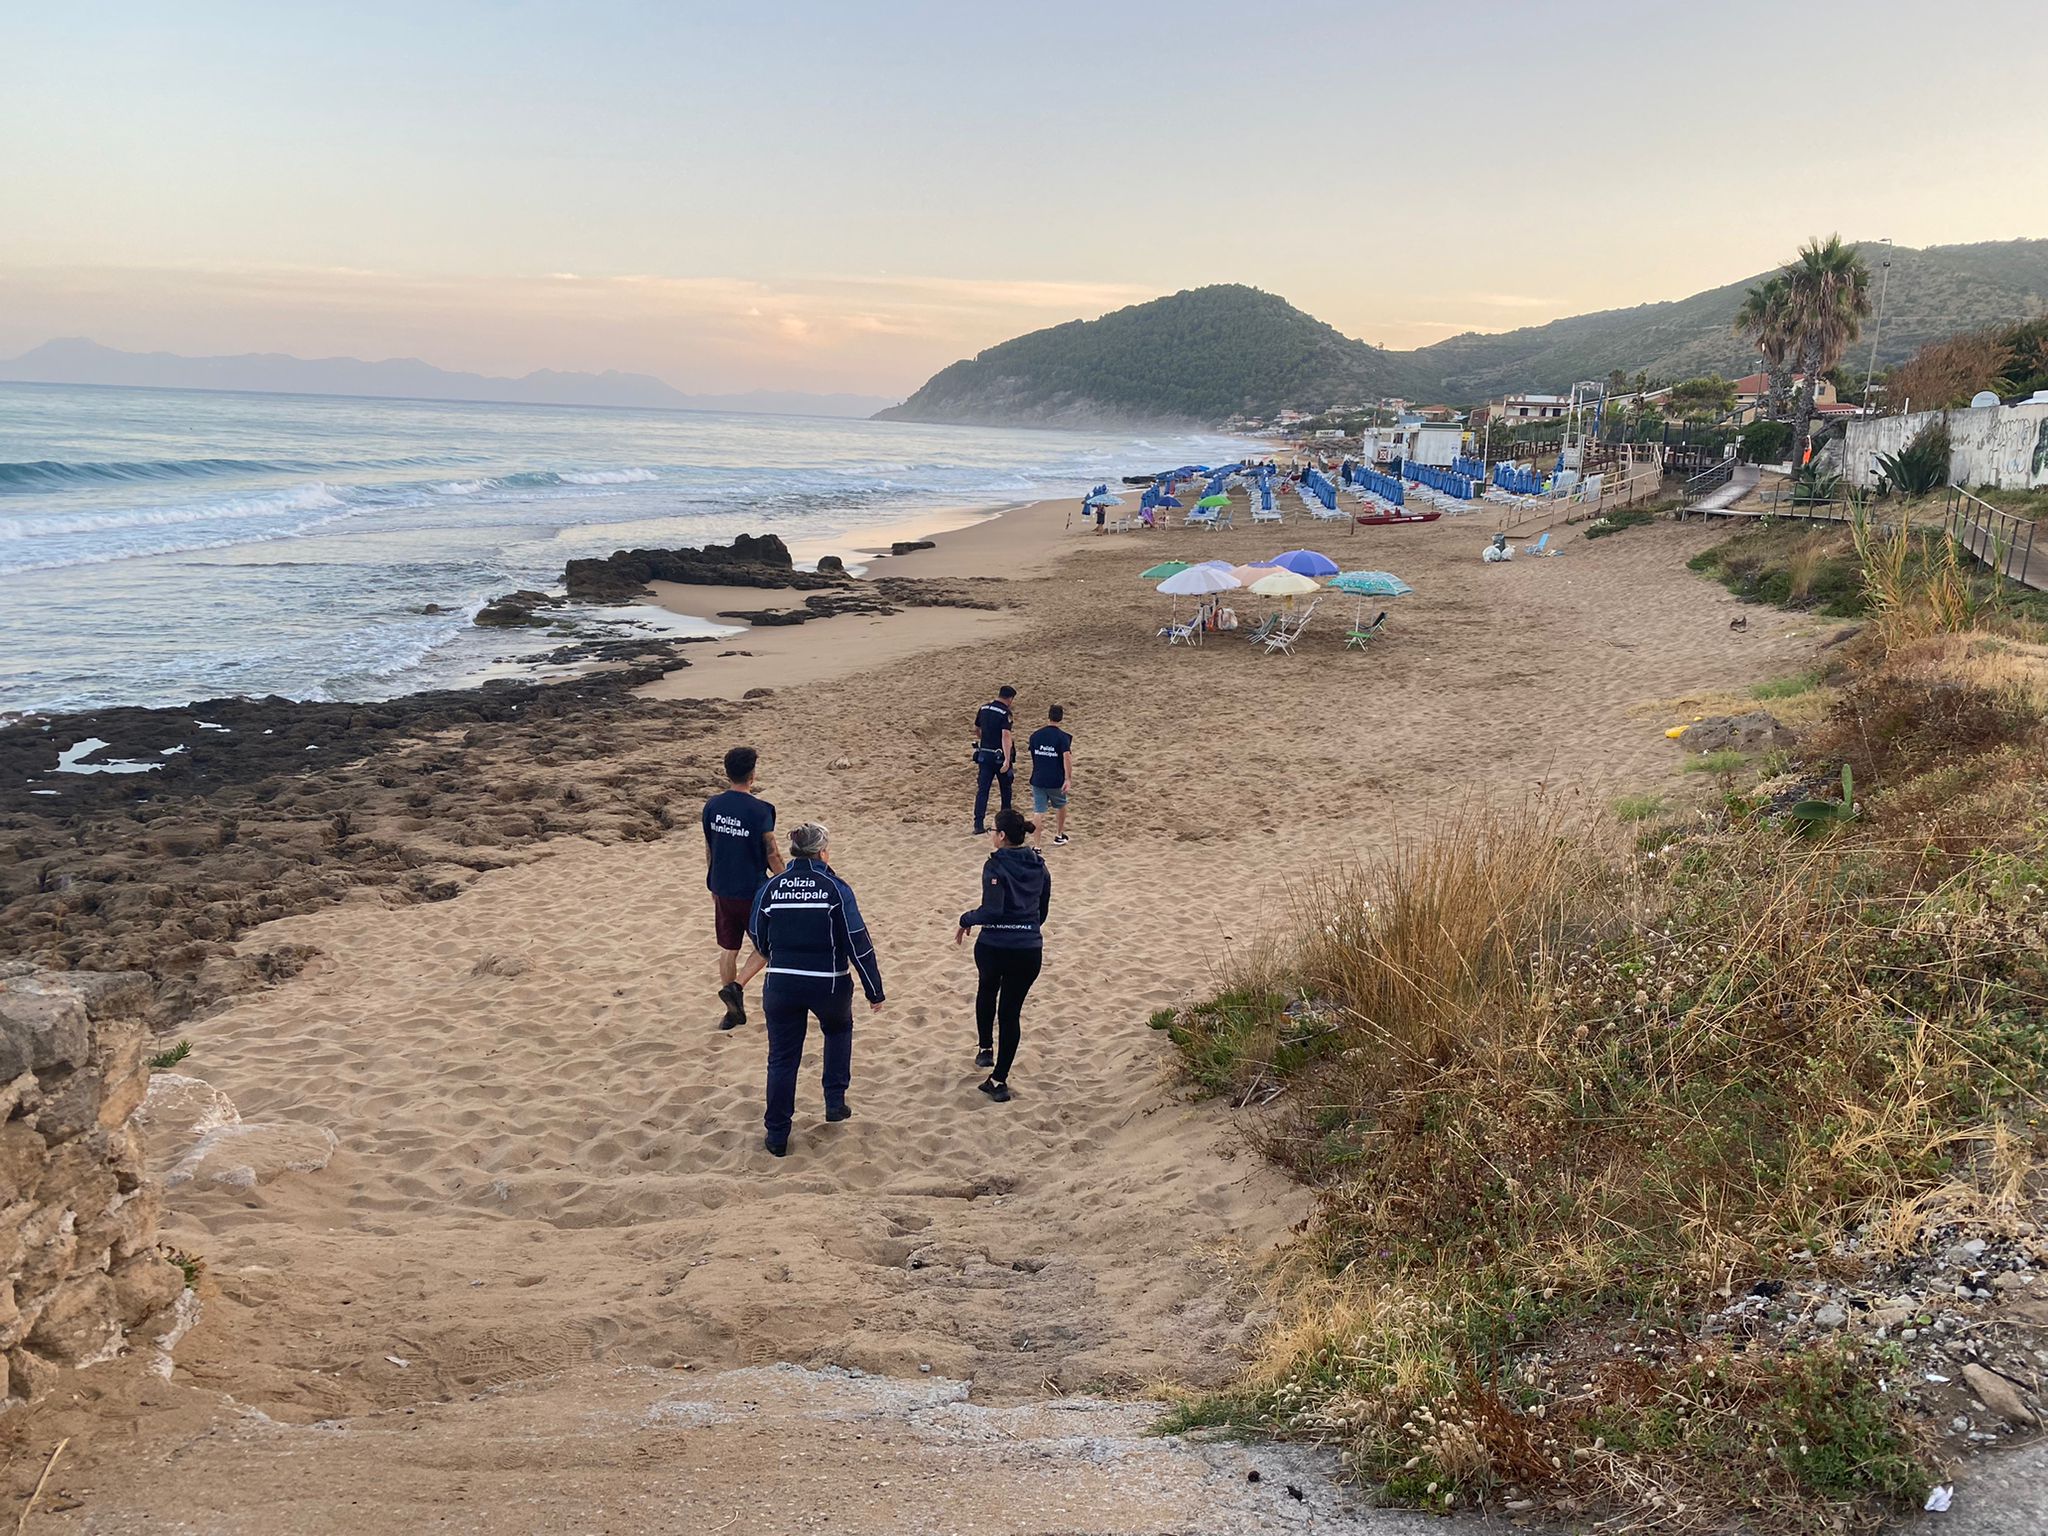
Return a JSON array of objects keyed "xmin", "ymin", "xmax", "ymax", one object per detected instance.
[
  {"xmin": 1874, "ymin": 419, "xmax": 1951, "ymax": 497},
  {"xmin": 1740, "ymin": 419, "xmax": 1793, "ymax": 464}
]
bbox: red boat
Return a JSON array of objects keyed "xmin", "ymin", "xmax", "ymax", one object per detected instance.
[{"xmin": 1355, "ymin": 509, "xmax": 1441, "ymax": 526}]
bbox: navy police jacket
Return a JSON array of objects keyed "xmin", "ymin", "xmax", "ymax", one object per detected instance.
[
  {"xmin": 958, "ymin": 844, "xmax": 1052, "ymax": 950},
  {"xmin": 748, "ymin": 857, "xmax": 885, "ymax": 1002}
]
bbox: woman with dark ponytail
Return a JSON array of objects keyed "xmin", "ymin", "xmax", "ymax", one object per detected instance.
[{"xmin": 954, "ymin": 807, "xmax": 1051, "ymax": 1101}]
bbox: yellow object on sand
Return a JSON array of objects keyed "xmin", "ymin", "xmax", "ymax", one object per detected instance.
[{"xmin": 1664, "ymin": 725, "xmax": 1687, "ymax": 738}]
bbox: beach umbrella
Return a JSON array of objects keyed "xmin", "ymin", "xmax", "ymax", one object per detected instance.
[
  {"xmin": 1270, "ymin": 549, "xmax": 1340, "ymax": 577},
  {"xmin": 1156, "ymin": 494, "xmax": 1184, "ymax": 508},
  {"xmin": 1197, "ymin": 558, "xmax": 1235, "ymax": 570},
  {"xmin": 1329, "ymin": 571, "xmax": 1414, "ymax": 597},
  {"xmin": 1248, "ymin": 569, "xmax": 1320, "ymax": 598},
  {"xmin": 1085, "ymin": 493, "xmax": 1122, "ymax": 508},
  {"xmin": 1224, "ymin": 563, "xmax": 1276, "ymax": 586},
  {"xmin": 1156, "ymin": 566, "xmax": 1243, "ymax": 596},
  {"xmin": 1195, "ymin": 493, "xmax": 1231, "ymax": 509},
  {"xmin": 1140, "ymin": 560, "xmax": 1191, "ymax": 580}
]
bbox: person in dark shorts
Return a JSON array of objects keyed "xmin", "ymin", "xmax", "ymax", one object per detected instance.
[
  {"xmin": 970, "ymin": 684, "xmax": 1017, "ymax": 835},
  {"xmin": 955, "ymin": 807, "xmax": 1051, "ymax": 1102},
  {"xmin": 1026, "ymin": 704, "xmax": 1073, "ymax": 846},
  {"xmin": 702, "ymin": 746, "xmax": 783, "ymax": 1030},
  {"xmin": 748, "ymin": 822, "xmax": 886, "ymax": 1157}
]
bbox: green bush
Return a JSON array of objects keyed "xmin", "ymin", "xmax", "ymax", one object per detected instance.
[{"xmin": 1740, "ymin": 419, "xmax": 1793, "ymax": 463}]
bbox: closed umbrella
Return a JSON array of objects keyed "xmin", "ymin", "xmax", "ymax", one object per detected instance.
[{"xmin": 1270, "ymin": 549, "xmax": 1340, "ymax": 577}]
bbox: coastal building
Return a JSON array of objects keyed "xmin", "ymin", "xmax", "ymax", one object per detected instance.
[
  {"xmin": 1731, "ymin": 371, "xmax": 1835, "ymax": 425},
  {"xmin": 1486, "ymin": 392, "xmax": 1570, "ymax": 424}
]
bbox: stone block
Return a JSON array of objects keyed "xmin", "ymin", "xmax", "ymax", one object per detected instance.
[
  {"xmin": 0, "ymin": 1070, "xmax": 37, "ymax": 1122},
  {"xmin": 26, "ymin": 1272, "xmax": 118, "ymax": 1364},
  {"xmin": 6, "ymin": 1347, "xmax": 58, "ymax": 1405},
  {"xmin": 0, "ymin": 1121, "xmax": 44, "ymax": 1206},
  {"xmin": 57, "ymin": 971, "xmax": 154, "ymax": 1022},
  {"xmin": 30, "ymin": 1066, "xmax": 103, "ymax": 1145},
  {"xmin": 111, "ymin": 1253, "xmax": 184, "ymax": 1329},
  {"xmin": 0, "ymin": 977, "xmax": 92, "ymax": 1073},
  {"xmin": 97, "ymin": 1064, "xmax": 151, "ymax": 1133},
  {"xmin": 17, "ymin": 1203, "xmax": 79, "ymax": 1296},
  {"xmin": 77, "ymin": 1186, "xmax": 162, "ymax": 1263},
  {"xmin": 42, "ymin": 1132, "xmax": 119, "ymax": 1226}
]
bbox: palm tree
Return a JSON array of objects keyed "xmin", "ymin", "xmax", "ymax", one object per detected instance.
[
  {"xmin": 1733, "ymin": 274, "xmax": 1795, "ymax": 422},
  {"xmin": 1780, "ymin": 235, "xmax": 1873, "ymax": 466}
]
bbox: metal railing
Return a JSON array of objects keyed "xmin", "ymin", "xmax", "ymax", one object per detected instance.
[
  {"xmin": 1945, "ymin": 485, "xmax": 2040, "ymax": 590},
  {"xmin": 1681, "ymin": 458, "xmax": 1735, "ymax": 505}
]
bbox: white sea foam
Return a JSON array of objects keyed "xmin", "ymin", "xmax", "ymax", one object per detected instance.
[
  {"xmin": 0, "ymin": 482, "xmax": 347, "ymax": 541},
  {"xmin": 557, "ymin": 467, "xmax": 658, "ymax": 485}
]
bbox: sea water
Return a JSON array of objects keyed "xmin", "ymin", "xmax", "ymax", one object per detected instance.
[{"xmin": 0, "ymin": 383, "xmax": 1246, "ymax": 714}]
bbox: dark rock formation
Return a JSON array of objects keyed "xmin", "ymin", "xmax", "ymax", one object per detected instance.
[
  {"xmin": 814, "ymin": 555, "xmax": 847, "ymax": 576},
  {"xmin": 890, "ymin": 540, "xmax": 936, "ymax": 556},
  {"xmin": 564, "ymin": 533, "xmax": 845, "ymax": 603},
  {"xmin": 474, "ymin": 590, "xmax": 566, "ymax": 627}
]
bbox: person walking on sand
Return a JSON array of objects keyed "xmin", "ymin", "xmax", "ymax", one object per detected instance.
[
  {"xmin": 1026, "ymin": 704, "xmax": 1073, "ymax": 846},
  {"xmin": 971, "ymin": 684, "xmax": 1017, "ymax": 835},
  {"xmin": 955, "ymin": 808, "xmax": 1051, "ymax": 1103},
  {"xmin": 748, "ymin": 822, "xmax": 884, "ymax": 1157},
  {"xmin": 702, "ymin": 746, "xmax": 783, "ymax": 1030}
]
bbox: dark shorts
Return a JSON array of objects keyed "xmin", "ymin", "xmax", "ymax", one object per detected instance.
[{"xmin": 712, "ymin": 893, "xmax": 753, "ymax": 951}]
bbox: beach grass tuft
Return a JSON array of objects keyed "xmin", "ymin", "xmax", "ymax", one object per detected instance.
[{"xmin": 147, "ymin": 1039, "xmax": 192, "ymax": 1070}]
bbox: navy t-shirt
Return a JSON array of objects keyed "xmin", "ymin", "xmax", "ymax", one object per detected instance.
[
  {"xmin": 975, "ymin": 699, "xmax": 1013, "ymax": 754},
  {"xmin": 1027, "ymin": 726, "xmax": 1072, "ymax": 789},
  {"xmin": 702, "ymin": 789, "xmax": 776, "ymax": 898}
]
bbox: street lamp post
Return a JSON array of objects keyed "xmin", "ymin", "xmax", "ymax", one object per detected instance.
[{"xmin": 1863, "ymin": 237, "xmax": 1894, "ymax": 409}]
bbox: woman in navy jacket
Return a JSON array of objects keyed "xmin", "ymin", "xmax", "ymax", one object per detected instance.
[{"xmin": 954, "ymin": 807, "xmax": 1051, "ymax": 1102}]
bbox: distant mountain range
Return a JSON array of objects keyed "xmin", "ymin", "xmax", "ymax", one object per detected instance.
[
  {"xmin": 0, "ymin": 339, "xmax": 900, "ymax": 419},
  {"xmin": 881, "ymin": 240, "xmax": 2048, "ymax": 427}
]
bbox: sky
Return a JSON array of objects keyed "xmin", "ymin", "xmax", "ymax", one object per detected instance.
[{"xmin": 7, "ymin": 0, "xmax": 2047, "ymax": 398}]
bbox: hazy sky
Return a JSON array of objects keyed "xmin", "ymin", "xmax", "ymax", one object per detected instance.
[{"xmin": 8, "ymin": 0, "xmax": 2046, "ymax": 397}]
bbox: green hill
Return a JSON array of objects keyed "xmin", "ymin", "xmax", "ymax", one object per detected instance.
[
  {"xmin": 1405, "ymin": 238, "xmax": 2048, "ymax": 400},
  {"xmin": 875, "ymin": 285, "xmax": 1420, "ymax": 428},
  {"xmin": 879, "ymin": 241, "xmax": 2048, "ymax": 426}
]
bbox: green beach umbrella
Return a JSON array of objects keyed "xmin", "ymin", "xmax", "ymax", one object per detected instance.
[
  {"xmin": 1140, "ymin": 560, "xmax": 1191, "ymax": 580},
  {"xmin": 1195, "ymin": 493, "xmax": 1231, "ymax": 509}
]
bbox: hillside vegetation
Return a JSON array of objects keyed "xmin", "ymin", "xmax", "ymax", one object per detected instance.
[
  {"xmin": 881, "ymin": 240, "xmax": 2048, "ymax": 427},
  {"xmin": 876, "ymin": 285, "xmax": 1414, "ymax": 428}
]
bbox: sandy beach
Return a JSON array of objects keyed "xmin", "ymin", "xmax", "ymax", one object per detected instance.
[{"xmin": 4, "ymin": 491, "xmax": 1833, "ymax": 1531}]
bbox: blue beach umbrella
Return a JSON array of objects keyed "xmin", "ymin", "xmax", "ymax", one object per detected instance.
[
  {"xmin": 1270, "ymin": 549, "xmax": 1340, "ymax": 578},
  {"xmin": 1085, "ymin": 493, "xmax": 1122, "ymax": 508}
]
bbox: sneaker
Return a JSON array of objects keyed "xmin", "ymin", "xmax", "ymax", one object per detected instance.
[
  {"xmin": 977, "ymin": 1077, "xmax": 1011, "ymax": 1103},
  {"xmin": 718, "ymin": 982, "xmax": 745, "ymax": 1031},
  {"xmin": 763, "ymin": 1136, "xmax": 788, "ymax": 1157},
  {"xmin": 1052, "ymin": 834, "xmax": 1070, "ymax": 846},
  {"xmin": 974, "ymin": 1047, "xmax": 995, "ymax": 1069},
  {"xmin": 824, "ymin": 1103, "xmax": 853, "ymax": 1123},
  {"xmin": 971, "ymin": 826, "xmax": 988, "ymax": 837}
]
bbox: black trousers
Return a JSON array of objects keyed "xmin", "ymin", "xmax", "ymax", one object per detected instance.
[
  {"xmin": 973, "ymin": 751, "xmax": 1013, "ymax": 830},
  {"xmin": 762, "ymin": 972, "xmax": 853, "ymax": 1143},
  {"xmin": 974, "ymin": 941, "xmax": 1042, "ymax": 1082}
]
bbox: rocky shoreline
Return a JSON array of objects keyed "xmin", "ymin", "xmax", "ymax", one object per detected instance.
[{"xmin": 0, "ymin": 532, "xmax": 1009, "ymax": 1029}]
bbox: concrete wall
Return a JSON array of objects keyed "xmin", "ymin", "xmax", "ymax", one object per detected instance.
[
  {"xmin": 1, "ymin": 966, "xmax": 192, "ymax": 1411},
  {"xmin": 1841, "ymin": 401, "xmax": 2048, "ymax": 491}
]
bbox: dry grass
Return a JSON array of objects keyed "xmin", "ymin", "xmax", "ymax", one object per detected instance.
[{"xmin": 1157, "ymin": 536, "xmax": 2048, "ymax": 1530}]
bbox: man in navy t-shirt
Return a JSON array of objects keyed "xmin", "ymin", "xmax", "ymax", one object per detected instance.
[
  {"xmin": 970, "ymin": 685, "xmax": 1017, "ymax": 835},
  {"xmin": 1026, "ymin": 704, "xmax": 1074, "ymax": 846},
  {"xmin": 703, "ymin": 745, "xmax": 783, "ymax": 1030}
]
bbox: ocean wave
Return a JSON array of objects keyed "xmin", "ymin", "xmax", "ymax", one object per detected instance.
[
  {"xmin": 493, "ymin": 467, "xmax": 660, "ymax": 489},
  {"xmin": 0, "ymin": 456, "xmax": 301, "ymax": 491},
  {"xmin": 0, "ymin": 482, "xmax": 348, "ymax": 541},
  {"xmin": 434, "ymin": 480, "xmax": 486, "ymax": 495}
]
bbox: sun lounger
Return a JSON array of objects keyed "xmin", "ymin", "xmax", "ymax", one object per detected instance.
[
  {"xmin": 1251, "ymin": 504, "xmax": 1283, "ymax": 524},
  {"xmin": 1244, "ymin": 612, "xmax": 1282, "ymax": 645},
  {"xmin": 1264, "ymin": 598, "xmax": 1320, "ymax": 655},
  {"xmin": 1521, "ymin": 531, "xmax": 1553, "ymax": 556},
  {"xmin": 1344, "ymin": 610, "xmax": 1389, "ymax": 649}
]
